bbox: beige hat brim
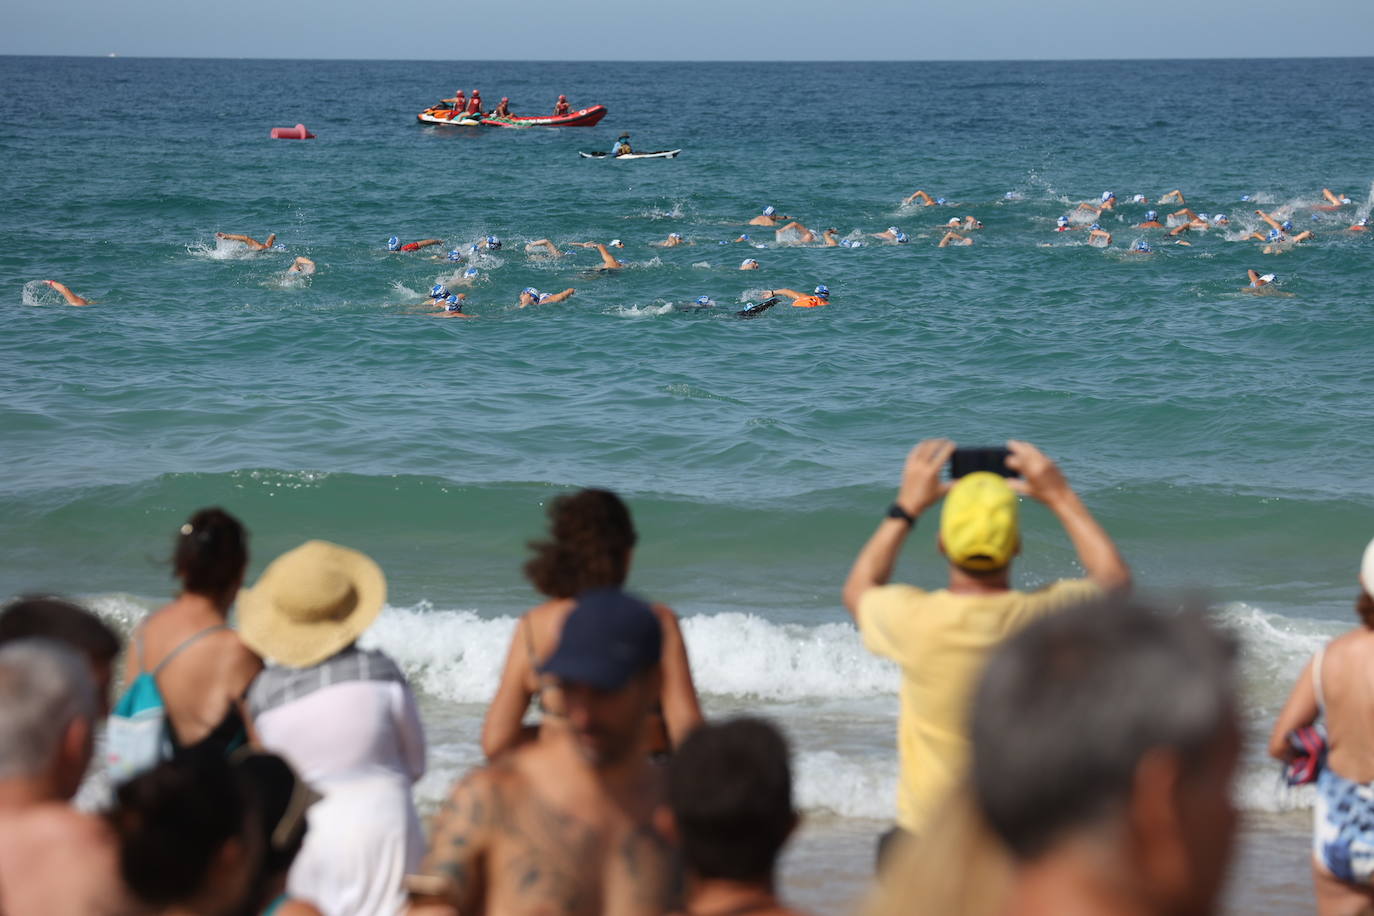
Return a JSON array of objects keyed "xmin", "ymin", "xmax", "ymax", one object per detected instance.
[{"xmin": 238, "ymin": 540, "xmax": 386, "ymax": 669}]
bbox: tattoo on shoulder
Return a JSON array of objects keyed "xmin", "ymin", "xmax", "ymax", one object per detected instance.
[{"xmin": 620, "ymin": 822, "xmax": 679, "ymax": 908}]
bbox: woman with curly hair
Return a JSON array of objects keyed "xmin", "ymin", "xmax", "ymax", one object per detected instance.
[{"xmin": 481, "ymin": 488, "xmax": 703, "ymax": 759}]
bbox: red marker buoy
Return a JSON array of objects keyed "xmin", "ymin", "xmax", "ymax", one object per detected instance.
[{"xmin": 269, "ymin": 123, "xmax": 315, "ymax": 140}]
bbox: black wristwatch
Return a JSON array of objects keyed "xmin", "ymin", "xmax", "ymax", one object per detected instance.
[{"xmin": 886, "ymin": 503, "xmax": 916, "ymax": 526}]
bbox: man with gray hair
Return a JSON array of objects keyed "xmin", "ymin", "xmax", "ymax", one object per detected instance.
[
  {"xmin": 970, "ymin": 600, "xmax": 1241, "ymax": 916},
  {"xmin": 0, "ymin": 640, "xmax": 131, "ymax": 914}
]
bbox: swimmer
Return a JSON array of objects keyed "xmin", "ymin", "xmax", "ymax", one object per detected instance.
[
  {"xmin": 43, "ymin": 280, "xmax": 92, "ymax": 306},
  {"xmin": 1137, "ymin": 210, "xmax": 1164, "ymax": 228},
  {"xmin": 612, "ymin": 133, "xmax": 633, "ymax": 157},
  {"xmin": 958, "ymin": 216, "xmax": 983, "ymax": 230},
  {"xmin": 1130, "ymin": 194, "xmax": 1149, "ymax": 204},
  {"xmin": 452, "ymin": 266, "xmax": 482, "ymax": 285},
  {"xmin": 1349, "ymin": 217, "xmax": 1370, "ymax": 232},
  {"xmin": 573, "ymin": 241, "xmax": 624, "ymax": 269},
  {"xmin": 903, "ymin": 190, "xmax": 940, "ymax": 206},
  {"xmin": 1262, "ymin": 227, "xmax": 1314, "ymax": 254},
  {"xmin": 871, "ymin": 226, "xmax": 910, "ymax": 244},
  {"xmin": 1158, "ymin": 189, "xmax": 1186, "ymax": 205},
  {"xmin": 938, "ymin": 231, "xmax": 973, "ymax": 247},
  {"xmin": 1098, "ymin": 191, "xmax": 1117, "ymax": 211},
  {"xmin": 1127, "ymin": 240, "xmax": 1153, "ymax": 255},
  {"xmin": 765, "ymin": 285, "xmax": 830, "ymax": 308},
  {"xmin": 554, "ymin": 95, "xmax": 570, "ymax": 116},
  {"xmin": 1088, "ymin": 225, "xmax": 1112, "ymax": 248},
  {"xmin": 654, "ymin": 232, "xmax": 687, "ymax": 248},
  {"xmin": 431, "ymin": 294, "xmax": 475, "ymax": 319},
  {"xmin": 517, "ymin": 286, "xmax": 575, "ymax": 307},
  {"xmin": 491, "ymin": 97, "xmax": 512, "ymax": 118},
  {"xmin": 1212, "ymin": 213, "xmax": 1230, "ymax": 227},
  {"xmin": 481, "ymin": 235, "xmax": 502, "ymax": 251},
  {"xmin": 525, "ymin": 239, "xmax": 565, "ymax": 258},
  {"xmin": 749, "ymin": 206, "xmax": 782, "ymax": 227},
  {"xmin": 821, "ymin": 228, "xmax": 841, "ymax": 247},
  {"xmin": 739, "ymin": 258, "xmax": 760, "ymax": 270},
  {"xmin": 774, "ymin": 221, "xmax": 816, "ymax": 244},
  {"xmin": 216, "ymin": 232, "xmax": 278, "ymax": 251},
  {"xmin": 1253, "ymin": 209, "xmax": 1292, "ymax": 233},
  {"xmin": 1317, "ymin": 188, "xmax": 1353, "ymax": 211},
  {"xmin": 388, "ymin": 237, "xmax": 444, "ymax": 253},
  {"xmin": 1055, "ymin": 215, "xmax": 1075, "ymax": 232},
  {"xmin": 1244, "ymin": 270, "xmax": 1276, "ymax": 291},
  {"xmin": 286, "ymin": 257, "xmax": 315, "ymax": 276}
]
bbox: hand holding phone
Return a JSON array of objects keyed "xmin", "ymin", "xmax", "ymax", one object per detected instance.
[{"xmin": 949, "ymin": 447, "xmax": 1020, "ymax": 479}]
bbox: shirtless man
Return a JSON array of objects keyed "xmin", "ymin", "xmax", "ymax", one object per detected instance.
[
  {"xmin": 1087, "ymin": 225, "xmax": 1112, "ymax": 248},
  {"xmin": 554, "ymin": 95, "xmax": 571, "ymax": 116},
  {"xmin": 492, "ymin": 97, "xmax": 513, "ymax": 118},
  {"xmin": 575, "ymin": 241, "xmax": 624, "ymax": 269},
  {"xmin": 939, "ymin": 231, "xmax": 973, "ymax": 247},
  {"xmin": 216, "ymin": 231, "xmax": 278, "ymax": 250},
  {"xmin": 655, "ymin": 233, "xmax": 686, "ymax": 248},
  {"xmin": 872, "ymin": 226, "xmax": 910, "ymax": 244},
  {"xmin": 0, "ymin": 642, "xmax": 131, "ymax": 916},
  {"xmin": 749, "ymin": 206, "xmax": 782, "ymax": 227},
  {"xmin": 518, "ymin": 287, "xmax": 577, "ymax": 307},
  {"xmin": 412, "ymin": 590, "xmax": 676, "ymax": 916},
  {"xmin": 1137, "ymin": 210, "xmax": 1164, "ymax": 229},
  {"xmin": 43, "ymin": 279, "xmax": 92, "ymax": 306},
  {"xmin": 388, "ymin": 236, "xmax": 444, "ymax": 253}
]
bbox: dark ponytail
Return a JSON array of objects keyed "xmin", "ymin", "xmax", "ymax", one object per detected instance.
[
  {"xmin": 172, "ymin": 508, "xmax": 248, "ymax": 600},
  {"xmin": 523, "ymin": 489, "xmax": 637, "ymax": 598}
]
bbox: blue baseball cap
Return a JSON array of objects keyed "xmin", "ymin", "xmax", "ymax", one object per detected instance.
[
  {"xmin": 539, "ymin": 588, "xmax": 662, "ymax": 690},
  {"xmin": 387, "ymin": 236, "xmax": 400, "ymax": 251},
  {"xmin": 814, "ymin": 284, "xmax": 830, "ymax": 298},
  {"xmin": 447, "ymin": 249, "xmax": 463, "ymax": 261}
]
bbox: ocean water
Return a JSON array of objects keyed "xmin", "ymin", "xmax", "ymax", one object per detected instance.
[{"xmin": 4, "ymin": 55, "xmax": 1374, "ymax": 911}]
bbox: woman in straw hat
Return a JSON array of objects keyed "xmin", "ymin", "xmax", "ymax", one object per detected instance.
[
  {"xmin": 481, "ymin": 488, "xmax": 702, "ymax": 760},
  {"xmin": 240, "ymin": 541, "xmax": 425, "ymax": 916}
]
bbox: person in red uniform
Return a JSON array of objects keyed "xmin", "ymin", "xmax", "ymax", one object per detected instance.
[
  {"xmin": 554, "ymin": 95, "xmax": 571, "ymax": 116},
  {"xmin": 465, "ymin": 90, "xmax": 482, "ymax": 116},
  {"xmin": 441, "ymin": 90, "xmax": 466, "ymax": 120}
]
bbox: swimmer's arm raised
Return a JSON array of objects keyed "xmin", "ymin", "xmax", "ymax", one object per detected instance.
[
  {"xmin": 45, "ymin": 280, "xmax": 91, "ymax": 306},
  {"xmin": 1254, "ymin": 209, "xmax": 1283, "ymax": 230},
  {"xmin": 842, "ymin": 439, "xmax": 955, "ymax": 617}
]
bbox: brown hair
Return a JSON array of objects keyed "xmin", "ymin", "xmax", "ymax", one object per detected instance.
[
  {"xmin": 1358, "ymin": 590, "xmax": 1374, "ymax": 629},
  {"xmin": 523, "ymin": 489, "xmax": 637, "ymax": 598},
  {"xmin": 173, "ymin": 508, "xmax": 248, "ymax": 601}
]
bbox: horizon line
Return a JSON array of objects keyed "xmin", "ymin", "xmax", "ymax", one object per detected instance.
[{"xmin": 3, "ymin": 52, "xmax": 1373, "ymax": 64}]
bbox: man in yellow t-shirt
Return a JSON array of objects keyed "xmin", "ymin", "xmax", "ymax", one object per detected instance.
[{"xmin": 841, "ymin": 439, "xmax": 1131, "ymax": 865}]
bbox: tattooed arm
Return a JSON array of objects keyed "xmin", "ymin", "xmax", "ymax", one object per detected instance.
[{"xmin": 414, "ymin": 768, "xmax": 497, "ymax": 914}]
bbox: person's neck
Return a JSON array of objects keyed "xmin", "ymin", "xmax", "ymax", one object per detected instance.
[
  {"xmin": 0, "ymin": 774, "xmax": 62, "ymax": 810},
  {"xmin": 686, "ymin": 876, "xmax": 780, "ymax": 916},
  {"xmin": 169, "ymin": 590, "xmax": 231, "ymax": 618},
  {"xmin": 947, "ymin": 564, "xmax": 1012, "ymax": 595},
  {"xmin": 1004, "ymin": 844, "xmax": 1153, "ymax": 916}
]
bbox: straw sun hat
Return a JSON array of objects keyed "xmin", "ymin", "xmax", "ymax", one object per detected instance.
[{"xmin": 238, "ymin": 540, "xmax": 386, "ymax": 668}]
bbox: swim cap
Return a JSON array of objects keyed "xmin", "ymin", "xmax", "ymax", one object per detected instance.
[
  {"xmin": 935, "ymin": 198, "xmax": 947, "ymax": 205},
  {"xmin": 1056, "ymin": 215, "xmax": 1070, "ymax": 225},
  {"xmin": 1214, "ymin": 214, "xmax": 1228, "ymax": 223},
  {"xmin": 522, "ymin": 287, "xmax": 539, "ymax": 298},
  {"xmin": 1090, "ymin": 223, "xmax": 1102, "ymax": 231},
  {"xmin": 1133, "ymin": 240, "xmax": 1151, "ymax": 252},
  {"xmin": 447, "ymin": 250, "xmax": 463, "ymax": 261},
  {"xmin": 1341, "ymin": 196, "xmax": 1351, "ymax": 204},
  {"xmin": 485, "ymin": 235, "xmax": 501, "ymax": 249},
  {"xmin": 272, "ymin": 243, "xmax": 287, "ymax": 251},
  {"xmin": 740, "ymin": 234, "xmax": 750, "ymax": 241},
  {"xmin": 1281, "ymin": 220, "xmax": 1293, "ymax": 231},
  {"xmin": 1267, "ymin": 228, "xmax": 1282, "ymax": 240},
  {"xmin": 1003, "ymin": 191, "xmax": 1017, "ymax": 199},
  {"xmin": 1260, "ymin": 273, "xmax": 1276, "ymax": 284},
  {"xmin": 888, "ymin": 226, "xmax": 901, "ymax": 235},
  {"xmin": 1144, "ymin": 211, "xmax": 1158, "ymax": 222},
  {"xmin": 895, "ymin": 232, "xmax": 909, "ymax": 243},
  {"xmin": 609, "ymin": 239, "xmax": 623, "ymax": 247},
  {"xmin": 763, "ymin": 206, "xmax": 776, "ymax": 216},
  {"xmin": 387, "ymin": 236, "xmax": 400, "ymax": 251},
  {"xmin": 431, "ymin": 284, "xmax": 449, "ymax": 299},
  {"xmin": 1240, "ymin": 194, "xmax": 1251, "ymax": 202},
  {"xmin": 1359, "ymin": 217, "xmax": 1370, "ymax": 227},
  {"xmin": 694, "ymin": 295, "xmax": 712, "ymax": 306},
  {"xmin": 814, "ymin": 284, "xmax": 829, "ymax": 298},
  {"xmin": 839, "ymin": 239, "xmax": 854, "ymax": 248},
  {"xmin": 947, "ymin": 218, "xmax": 961, "ymax": 226},
  {"xmin": 741, "ymin": 259, "xmax": 759, "ymax": 268},
  {"xmin": 464, "ymin": 267, "xmax": 480, "ymax": 277},
  {"xmin": 1101, "ymin": 191, "xmax": 1115, "ymax": 202},
  {"xmin": 1131, "ymin": 194, "xmax": 1147, "ymax": 203},
  {"xmin": 501, "ymin": 97, "xmax": 508, "ymax": 103},
  {"xmin": 670, "ymin": 232, "xmax": 683, "ymax": 241},
  {"xmin": 444, "ymin": 302, "xmax": 463, "ymax": 313}
]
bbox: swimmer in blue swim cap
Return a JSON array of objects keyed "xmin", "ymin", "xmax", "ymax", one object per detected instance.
[
  {"xmin": 765, "ymin": 285, "xmax": 831, "ymax": 307},
  {"xmin": 216, "ymin": 231, "xmax": 278, "ymax": 251},
  {"xmin": 1137, "ymin": 210, "xmax": 1163, "ymax": 228},
  {"xmin": 1320, "ymin": 188, "xmax": 1353, "ymax": 209},
  {"xmin": 447, "ymin": 249, "xmax": 464, "ymax": 262},
  {"xmin": 1129, "ymin": 240, "xmax": 1152, "ymax": 254},
  {"xmin": 517, "ymin": 285, "xmax": 575, "ymax": 307},
  {"xmin": 430, "ymin": 283, "xmax": 450, "ymax": 300},
  {"xmin": 693, "ymin": 295, "xmax": 714, "ymax": 307},
  {"xmin": 572, "ymin": 241, "xmax": 625, "ymax": 269},
  {"xmin": 872, "ymin": 227, "xmax": 907, "ymax": 244},
  {"xmin": 739, "ymin": 258, "xmax": 760, "ymax": 270},
  {"xmin": 1056, "ymin": 215, "xmax": 1073, "ymax": 232},
  {"xmin": 484, "ymin": 235, "xmax": 502, "ymax": 251},
  {"xmin": 749, "ymin": 206, "xmax": 782, "ymax": 227},
  {"xmin": 431, "ymin": 292, "xmax": 475, "ymax": 319},
  {"xmin": 1350, "ymin": 217, "xmax": 1370, "ymax": 232}
]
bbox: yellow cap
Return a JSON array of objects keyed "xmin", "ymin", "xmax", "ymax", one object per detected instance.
[{"xmin": 940, "ymin": 472, "xmax": 1019, "ymax": 571}]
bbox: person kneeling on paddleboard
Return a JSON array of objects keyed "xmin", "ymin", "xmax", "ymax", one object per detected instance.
[{"xmin": 767, "ymin": 285, "xmax": 830, "ymax": 308}]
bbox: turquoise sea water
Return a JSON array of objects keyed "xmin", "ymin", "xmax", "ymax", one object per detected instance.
[{"xmin": 3, "ymin": 55, "xmax": 1373, "ymax": 909}]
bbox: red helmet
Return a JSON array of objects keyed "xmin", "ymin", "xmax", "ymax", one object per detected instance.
[
  {"xmin": 472, "ymin": 89, "xmax": 480, "ymax": 95},
  {"xmin": 501, "ymin": 97, "xmax": 509, "ymax": 103},
  {"xmin": 558, "ymin": 94, "xmax": 567, "ymax": 100}
]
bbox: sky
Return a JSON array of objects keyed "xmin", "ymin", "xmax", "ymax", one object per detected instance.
[{"xmin": 4, "ymin": 0, "xmax": 1373, "ymax": 60}]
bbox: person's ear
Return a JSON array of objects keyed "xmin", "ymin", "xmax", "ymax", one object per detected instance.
[{"xmin": 1128, "ymin": 749, "xmax": 1188, "ymax": 906}]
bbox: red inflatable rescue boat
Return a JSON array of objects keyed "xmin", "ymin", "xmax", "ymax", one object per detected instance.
[{"xmin": 479, "ymin": 105, "xmax": 608, "ymax": 128}]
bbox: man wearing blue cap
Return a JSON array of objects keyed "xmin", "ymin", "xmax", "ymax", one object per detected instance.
[{"xmin": 413, "ymin": 588, "xmax": 676, "ymax": 916}]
